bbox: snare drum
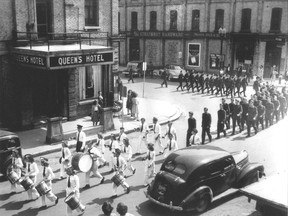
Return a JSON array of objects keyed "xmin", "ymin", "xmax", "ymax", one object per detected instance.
[
  {"xmin": 111, "ymin": 173, "xmax": 125, "ymax": 186},
  {"xmin": 64, "ymin": 193, "xmax": 80, "ymax": 210},
  {"xmin": 7, "ymin": 170, "xmax": 20, "ymax": 184},
  {"xmin": 35, "ymin": 180, "xmax": 51, "ymax": 196},
  {"xmin": 71, "ymin": 153, "xmax": 92, "ymax": 172},
  {"xmin": 19, "ymin": 176, "xmax": 34, "ymax": 191}
]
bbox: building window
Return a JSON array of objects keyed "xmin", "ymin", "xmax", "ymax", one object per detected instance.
[
  {"xmin": 150, "ymin": 11, "xmax": 157, "ymax": 30},
  {"xmin": 241, "ymin": 8, "xmax": 251, "ymax": 32},
  {"xmin": 131, "ymin": 12, "xmax": 138, "ymax": 30},
  {"xmin": 191, "ymin": 10, "xmax": 200, "ymax": 32},
  {"xmin": 215, "ymin": 9, "xmax": 224, "ymax": 32},
  {"xmin": 270, "ymin": 8, "xmax": 282, "ymax": 32},
  {"xmin": 170, "ymin": 10, "xmax": 178, "ymax": 30},
  {"xmin": 79, "ymin": 66, "xmax": 102, "ymax": 100},
  {"xmin": 85, "ymin": 0, "xmax": 99, "ymax": 26}
]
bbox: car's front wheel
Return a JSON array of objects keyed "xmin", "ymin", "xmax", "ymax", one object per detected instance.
[{"xmin": 195, "ymin": 194, "xmax": 211, "ymax": 213}]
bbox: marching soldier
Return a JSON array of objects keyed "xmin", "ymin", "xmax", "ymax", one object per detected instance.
[
  {"xmin": 40, "ymin": 157, "xmax": 59, "ymax": 207},
  {"xmin": 176, "ymin": 70, "xmax": 184, "ymax": 91},
  {"xmin": 182, "ymin": 71, "xmax": 190, "ymax": 90},
  {"xmin": 256, "ymin": 100, "xmax": 265, "ymax": 131},
  {"xmin": 231, "ymin": 99, "xmax": 243, "ymax": 135},
  {"xmin": 278, "ymin": 93, "xmax": 287, "ymax": 119},
  {"xmin": 264, "ymin": 97, "xmax": 274, "ymax": 128},
  {"xmin": 143, "ymin": 143, "xmax": 156, "ymax": 187},
  {"xmin": 186, "ymin": 112, "xmax": 197, "ymax": 147},
  {"xmin": 201, "ymin": 107, "xmax": 212, "ymax": 144},
  {"xmin": 235, "ymin": 76, "xmax": 242, "ymax": 97},
  {"xmin": 240, "ymin": 75, "xmax": 248, "ymax": 97},
  {"xmin": 59, "ymin": 141, "xmax": 71, "ymax": 179},
  {"xmin": 241, "ymin": 97, "xmax": 249, "ymax": 131},
  {"xmin": 271, "ymin": 95, "xmax": 280, "ymax": 123},
  {"xmin": 222, "ymin": 98, "xmax": 230, "ymax": 129},
  {"xmin": 246, "ymin": 100, "xmax": 258, "ymax": 137},
  {"xmin": 216, "ymin": 104, "xmax": 227, "ymax": 139}
]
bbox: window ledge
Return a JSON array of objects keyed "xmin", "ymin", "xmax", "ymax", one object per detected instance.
[
  {"xmin": 84, "ymin": 26, "xmax": 101, "ymax": 31},
  {"xmin": 78, "ymin": 99, "xmax": 96, "ymax": 106}
]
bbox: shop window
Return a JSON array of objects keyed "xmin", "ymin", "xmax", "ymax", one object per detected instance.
[
  {"xmin": 270, "ymin": 8, "xmax": 282, "ymax": 33},
  {"xmin": 215, "ymin": 9, "xmax": 224, "ymax": 32},
  {"xmin": 170, "ymin": 10, "xmax": 178, "ymax": 31},
  {"xmin": 241, "ymin": 8, "xmax": 251, "ymax": 32},
  {"xmin": 85, "ymin": 0, "xmax": 99, "ymax": 26},
  {"xmin": 131, "ymin": 12, "xmax": 138, "ymax": 30},
  {"xmin": 150, "ymin": 11, "xmax": 157, "ymax": 30},
  {"xmin": 79, "ymin": 66, "xmax": 102, "ymax": 100},
  {"xmin": 191, "ymin": 10, "xmax": 200, "ymax": 32}
]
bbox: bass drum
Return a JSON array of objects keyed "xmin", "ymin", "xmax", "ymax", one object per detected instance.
[{"xmin": 71, "ymin": 153, "xmax": 92, "ymax": 173}]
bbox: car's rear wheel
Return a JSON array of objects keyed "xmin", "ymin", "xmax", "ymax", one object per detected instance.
[{"xmin": 195, "ymin": 194, "xmax": 211, "ymax": 213}]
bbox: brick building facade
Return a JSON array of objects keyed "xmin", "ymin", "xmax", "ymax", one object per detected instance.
[
  {"xmin": 119, "ymin": 0, "xmax": 288, "ymax": 77},
  {"xmin": 0, "ymin": 0, "xmax": 120, "ymax": 130}
]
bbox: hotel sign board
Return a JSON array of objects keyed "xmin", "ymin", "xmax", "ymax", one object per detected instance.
[{"xmin": 11, "ymin": 51, "xmax": 114, "ymax": 70}]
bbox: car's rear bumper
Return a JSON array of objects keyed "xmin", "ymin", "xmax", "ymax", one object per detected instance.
[{"xmin": 144, "ymin": 191, "xmax": 183, "ymax": 211}]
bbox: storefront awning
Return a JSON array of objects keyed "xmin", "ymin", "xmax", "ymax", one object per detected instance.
[{"xmin": 10, "ymin": 44, "xmax": 114, "ymax": 70}]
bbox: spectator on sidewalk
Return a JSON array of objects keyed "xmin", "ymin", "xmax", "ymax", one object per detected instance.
[
  {"xmin": 98, "ymin": 91, "xmax": 104, "ymax": 107},
  {"xmin": 161, "ymin": 69, "xmax": 168, "ymax": 88},
  {"xmin": 91, "ymin": 100, "xmax": 101, "ymax": 126},
  {"xmin": 101, "ymin": 201, "xmax": 117, "ymax": 216},
  {"xmin": 59, "ymin": 141, "xmax": 71, "ymax": 179},
  {"xmin": 116, "ymin": 75, "xmax": 123, "ymax": 100},
  {"xmin": 116, "ymin": 202, "xmax": 135, "ymax": 216},
  {"xmin": 128, "ymin": 68, "xmax": 134, "ymax": 83},
  {"xmin": 76, "ymin": 124, "xmax": 86, "ymax": 153},
  {"xmin": 201, "ymin": 107, "xmax": 212, "ymax": 144},
  {"xmin": 186, "ymin": 112, "xmax": 196, "ymax": 147},
  {"xmin": 131, "ymin": 91, "xmax": 139, "ymax": 121},
  {"xmin": 189, "ymin": 129, "xmax": 201, "ymax": 145},
  {"xmin": 126, "ymin": 90, "xmax": 133, "ymax": 115}
]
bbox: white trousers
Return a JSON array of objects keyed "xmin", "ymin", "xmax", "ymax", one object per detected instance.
[
  {"xmin": 41, "ymin": 180, "xmax": 57, "ymax": 206},
  {"xmin": 85, "ymin": 160, "xmax": 103, "ymax": 185},
  {"xmin": 136, "ymin": 135, "xmax": 148, "ymax": 153},
  {"xmin": 144, "ymin": 163, "xmax": 155, "ymax": 185}
]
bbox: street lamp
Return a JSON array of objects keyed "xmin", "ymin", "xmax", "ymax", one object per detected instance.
[{"xmin": 218, "ymin": 27, "xmax": 226, "ymax": 69}]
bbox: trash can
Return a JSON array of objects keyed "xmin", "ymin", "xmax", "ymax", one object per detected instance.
[{"xmin": 46, "ymin": 117, "xmax": 64, "ymax": 144}]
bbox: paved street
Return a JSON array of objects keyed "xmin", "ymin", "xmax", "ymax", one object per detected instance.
[{"xmin": 0, "ymin": 78, "xmax": 287, "ymax": 216}]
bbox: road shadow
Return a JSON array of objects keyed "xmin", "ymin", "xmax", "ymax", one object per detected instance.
[
  {"xmin": 0, "ymin": 199, "xmax": 32, "ymax": 211},
  {"xmin": 0, "ymin": 191, "xmax": 22, "ymax": 201},
  {"xmin": 11, "ymin": 205, "xmax": 54, "ymax": 216}
]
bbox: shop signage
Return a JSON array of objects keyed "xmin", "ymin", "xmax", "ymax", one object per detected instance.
[
  {"xmin": 12, "ymin": 53, "xmax": 46, "ymax": 67},
  {"xmin": 126, "ymin": 31, "xmax": 226, "ymax": 39},
  {"xmin": 50, "ymin": 52, "xmax": 114, "ymax": 68}
]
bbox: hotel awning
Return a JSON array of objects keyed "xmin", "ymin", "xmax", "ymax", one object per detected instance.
[{"xmin": 11, "ymin": 44, "xmax": 114, "ymax": 70}]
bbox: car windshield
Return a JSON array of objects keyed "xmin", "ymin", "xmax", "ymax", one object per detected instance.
[{"xmin": 164, "ymin": 160, "xmax": 186, "ymax": 175}]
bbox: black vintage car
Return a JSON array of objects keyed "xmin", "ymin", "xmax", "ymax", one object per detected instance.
[
  {"xmin": 0, "ymin": 130, "xmax": 22, "ymax": 179},
  {"xmin": 146, "ymin": 145, "xmax": 264, "ymax": 213}
]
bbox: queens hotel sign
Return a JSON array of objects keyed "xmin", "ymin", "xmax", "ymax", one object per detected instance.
[{"xmin": 11, "ymin": 51, "xmax": 114, "ymax": 70}]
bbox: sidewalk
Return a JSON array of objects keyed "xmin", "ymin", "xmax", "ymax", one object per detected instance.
[{"xmin": 18, "ymin": 97, "xmax": 182, "ymax": 157}]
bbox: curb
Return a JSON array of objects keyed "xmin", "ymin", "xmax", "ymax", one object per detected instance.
[{"xmin": 30, "ymin": 105, "xmax": 183, "ymax": 157}]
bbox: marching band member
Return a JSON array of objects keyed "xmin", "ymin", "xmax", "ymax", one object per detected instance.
[
  {"xmin": 111, "ymin": 148, "xmax": 130, "ymax": 198},
  {"xmin": 40, "ymin": 157, "xmax": 58, "ymax": 207},
  {"xmin": 24, "ymin": 154, "xmax": 40, "ymax": 201},
  {"xmin": 83, "ymin": 144, "xmax": 105, "ymax": 189},
  {"xmin": 163, "ymin": 120, "xmax": 177, "ymax": 141},
  {"xmin": 121, "ymin": 138, "xmax": 136, "ymax": 176},
  {"xmin": 163, "ymin": 134, "xmax": 178, "ymax": 158},
  {"xmin": 10, "ymin": 149, "xmax": 23, "ymax": 194},
  {"xmin": 135, "ymin": 118, "xmax": 149, "ymax": 155},
  {"xmin": 76, "ymin": 124, "xmax": 86, "ymax": 153},
  {"xmin": 152, "ymin": 117, "xmax": 163, "ymax": 155},
  {"xmin": 92, "ymin": 133, "xmax": 107, "ymax": 168},
  {"xmin": 106, "ymin": 134, "xmax": 120, "ymax": 172},
  {"xmin": 59, "ymin": 141, "xmax": 71, "ymax": 179},
  {"xmin": 65, "ymin": 166, "xmax": 85, "ymax": 215},
  {"xmin": 118, "ymin": 127, "xmax": 127, "ymax": 149},
  {"xmin": 143, "ymin": 143, "xmax": 156, "ymax": 187}
]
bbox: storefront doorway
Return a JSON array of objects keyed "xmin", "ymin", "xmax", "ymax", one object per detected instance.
[
  {"xmin": 129, "ymin": 39, "xmax": 140, "ymax": 61},
  {"xmin": 264, "ymin": 42, "xmax": 282, "ymax": 78}
]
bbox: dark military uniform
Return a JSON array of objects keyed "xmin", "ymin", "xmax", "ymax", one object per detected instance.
[
  {"xmin": 240, "ymin": 77, "xmax": 248, "ymax": 97},
  {"xmin": 278, "ymin": 95, "xmax": 287, "ymax": 119},
  {"xmin": 272, "ymin": 98, "xmax": 280, "ymax": 123},
  {"xmin": 161, "ymin": 70, "xmax": 168, "ymax": 87},
  {"xmin": 241, "ymin": 102, "xmax": 249, "ymax": 130},
  {"xmin": 235, "ymin": 77, "xmax": 242, "ymax": 97},
  {"xmin": 176, "ymin": 72, "xmax": 184, "ymax": 91},
  {"xmin": 199, "ymin": 74, "xmax": 205, "ymax": 93},
  {"xmin": 182, "ymin": 72, "xmax": 189, "ymax": 90},
  {"xmin": 216, "ymin": 76, "xmax": 224, "ymax": 96},
  {"xmin": 231, "ymin": 103, "xmax": 242, "ymax": 135},
  {"xmin": 201, "ymin": 112, "xmax": 212, "ymax": 144},
  {"xmin": 217, "ymin": 109, "xmax": 226, "ymax": 138},
  {"xmin": 209, "ymin": 76, "xmax": 215, "ymax": 94},
  {"xmin": 247, "ymin": 105, "xmax": 258, "ymax": 137},
  {"xmin": 265, "ymin": 100, "xmax": 274, "ymax": 127},
  {"xmin": 187, "ymin": 72, "xmax": 195, "ymax": 92},
  {"xmin": 222, "ymin": 102, "xmax": 230, "ymax": 129},
  {"xmin": 256, "ymin": 103, "xmax": 265, "ymax": 130}
]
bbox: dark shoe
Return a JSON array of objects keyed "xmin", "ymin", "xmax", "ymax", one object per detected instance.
[
  {"xmin": 231, "ymin": 133, "xmax": 235, "ymax": 136},
  {"xmin": 83, "ymin": 184, "xmax": 90, "ymax": 189},
  {"xmin": 246, "ymin": 135, "xmax": 251, "ymax": 138},
  {"xmin": 134, "ymin": 153, "xmax": 141, "ymax": 156},
  {"xmin": 55, "ymin": 197, "xmax": 59, "ymax": 205},
  {"xmin": 133, "ymin": 169, "xmax": 136, "ymax": 175},
  {"xmin": 110, "ymin": 168, "xmax": 114, "ymax": 173},
  {"xmin": 39, "ymin": 205, "xmax": 47, "ymax": 209},
  {"xmin": 216, "ymin": 136, "xmax": 220, "ymax": 139},
  {"xmin": 100, "ymin": 177, "xmax": 105, "ymax": 184},
  {"xmin": 126, "ymin": 187, "xmax": 130, "ymax": 194}
]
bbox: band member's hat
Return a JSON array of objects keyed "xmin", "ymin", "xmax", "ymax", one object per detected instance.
[
  {"xmin": 11, "ymin": 149, "xmax": 18, "ymax": 153},
  {"xmin": 153, "ymin": 117, "xmax": 158, "ymax": 121},
  {"xmin": 77, "ymin": 124, "xmax": 83, "ymax": 128},
  {"xmin": 24, "ymin": 154, "xmax": 33, "ymax": 160},
  {"xmin": 65, "ymin": 166, "xmax": 75, "ymax": 175}
]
